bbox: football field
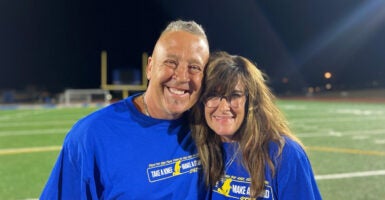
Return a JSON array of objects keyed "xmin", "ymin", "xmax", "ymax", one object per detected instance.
[{"xmin": 0, "ymin": 99, "xmax": 384, "ymax": 199}]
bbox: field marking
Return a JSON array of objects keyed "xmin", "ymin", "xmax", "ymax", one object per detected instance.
[
  {"xmin": 1, "ymin": 146, "xmax": 385, "ymax": 183},
  {"xmin": 307, "ymin": 146, "xmax": 385, "ymax": 156},
  {"xmin": 316, "ymin": 170, "xmax": 385, "ymax": 180},
  {"xmin": 291, "ymin": 115, "xmax": 385, "ymax": 123},
  {"xmin": 297, "ymin": 129, "xmax": 385, "ymax": 138},
  {"xmin": 334, "ymin": 109, "xmax": 384, "ymax": 116},
  {"xmin": 0, "ymin": 120, "xmax": 75, "ymax": 127},
  {"xmin": 0, "ymin": 146, "xmax": 62, "ymax": 155},
  {"xmin": 0, "ymin": 109, "xmax": 55, "ymax": 121},
  {"xmin": 0, "ymin": 128, "xmax": 69, "ymax": 137}
]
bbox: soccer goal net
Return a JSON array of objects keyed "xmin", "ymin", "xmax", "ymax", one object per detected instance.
[{"xmin": 59, "ymin": 89, "xmax": 111, "ymax": 106}]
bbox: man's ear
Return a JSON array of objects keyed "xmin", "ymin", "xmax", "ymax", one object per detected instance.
[{"xmin": 146, "ymin": 56, "xmax": 153, "ymax": 80}]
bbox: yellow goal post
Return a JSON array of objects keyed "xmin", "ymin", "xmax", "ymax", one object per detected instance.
[{"xmin": 100, "ymin": 50, "xmax": 148, "ymax": 98}]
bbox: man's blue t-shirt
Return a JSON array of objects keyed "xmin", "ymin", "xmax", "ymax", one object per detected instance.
[{"xmin": 40, "ymin": 94, "xmax": 206, "ymax": 199}]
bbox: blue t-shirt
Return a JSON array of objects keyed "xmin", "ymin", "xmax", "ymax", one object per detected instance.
[
  {"xmin": 40, "ymin": 94, "xmax": 206, "ymax": 199},
  {"xmin": 211, "ymin": 137, "xmax": 322, "ymax": 200}
]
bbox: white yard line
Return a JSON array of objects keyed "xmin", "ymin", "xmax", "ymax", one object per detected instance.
[
  {"xmin": 0, "ymin": 128, "xmax": 69, "ymax": 137},
  {"xmin": 297, "ymin": 129, "xmax": 385, "ymax": 138},
  {"xmin": 0, "ymin": 120, "xmax": 75, "ymax": 127},
  {"xmin": 0, "ymin": 109, "xmax": 54, "ymax": 121},
  {"xmin": 316, "ymin": 170, "xmax": 385, "ymax": 180},
  {"xmin": 2, "ymin": 146, "xmax": 385, "ymax": 183}
]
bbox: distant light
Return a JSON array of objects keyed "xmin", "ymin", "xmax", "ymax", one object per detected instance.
[
  {"xmin": 282, "ymin": 77, "xmax": 289, "ymax": 84},
  {"xmin": 307, "ymin": 87, "xmax": 314, "ymax": 93},
  {"xmin": 372, "ymin": 80, "xmax": 379, "ymax": 87},
  {"xmin": 106, "ymin": 94, "xmax": 112, "ymax": 101},
  {"xmin": 325, "ymin": 83, "xmax": 332, "ymax": 90},
  {"xmin": 324, "ymin": 72, "xmax": 332, "ymax": 79}
]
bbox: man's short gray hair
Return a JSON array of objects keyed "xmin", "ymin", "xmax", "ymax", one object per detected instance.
[{"xmin": 161, "ymin": 20, "xmax": 207, "ymax": 41}]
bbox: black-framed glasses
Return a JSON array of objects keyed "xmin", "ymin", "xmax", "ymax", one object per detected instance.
[{"xmin": 204, "ymin": 93, "xmax": 247, "ymax": 108}]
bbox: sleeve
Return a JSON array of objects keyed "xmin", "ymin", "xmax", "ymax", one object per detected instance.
[
  {"xmin": 40, "ymin": 123, "xmax": 99, "ymax": 200},
  {"xmin": 274, "ymin": 139, "xmax": 322, "ymax": 200}
]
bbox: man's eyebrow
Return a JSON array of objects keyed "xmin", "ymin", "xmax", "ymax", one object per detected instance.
[
  {"xmin": 187, "ymin": 58, "xmax": 205, "ymax": 65},
  {"xmin": 164, "ymin": 54, "xmax": 205, "ymax": 65},
  {"xmin": 165, "ymin": 54, "xmax": 178, "ymax": 59}
]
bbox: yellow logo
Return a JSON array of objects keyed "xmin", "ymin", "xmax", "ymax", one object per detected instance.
[
  {"xmin": 218, "ymin": 178, "xmax": 232, "ymax": 196},
  {"xmin": 173, "ymin": 160, "xmax": 181, "ymax": 176}
]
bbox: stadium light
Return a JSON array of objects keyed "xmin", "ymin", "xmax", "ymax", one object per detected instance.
[{"xmin": 324, "ymin": 72, "xmax": 332, "ymax": 79}]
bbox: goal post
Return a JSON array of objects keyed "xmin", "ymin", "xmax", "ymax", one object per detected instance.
[
  {"xmin": 100, "ymin": 51, "xmax": 148, "ymax": 98},
  {"xmin": 60, "ymin": 89, "xmax": 111, "ymax": 106}
]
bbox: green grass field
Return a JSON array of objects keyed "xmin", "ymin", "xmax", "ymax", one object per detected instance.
[{"xmin": 1, "ymin": 100, "xmax": 385, "ymax": 199}]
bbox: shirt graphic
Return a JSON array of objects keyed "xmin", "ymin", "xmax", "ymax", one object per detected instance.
[
  {"xmin": 213, "ymin": 175, "xmax": 272, "ymax": 200},
  {"xmin": 147, "ymin": 154, "xmax": 201, "ymax": 182}
]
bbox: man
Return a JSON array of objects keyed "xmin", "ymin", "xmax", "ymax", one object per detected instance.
[{"xmin": 40, "ymin": 20, "xmax": 210, "ymax": 199}]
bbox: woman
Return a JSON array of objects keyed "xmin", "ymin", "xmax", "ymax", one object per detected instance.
[{"xmin": 191, "ymin": 51, "xmax": 322, "ymax": 199}]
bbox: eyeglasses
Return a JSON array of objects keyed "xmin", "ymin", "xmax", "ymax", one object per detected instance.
[{"xmin": 204, "ymin": 93, "xmax": 247, "ymax": 108}]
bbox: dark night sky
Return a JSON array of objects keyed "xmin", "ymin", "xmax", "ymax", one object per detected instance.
[{"xmin": 1, "ymin": 0, "xmax": 385, "ymax": 94}]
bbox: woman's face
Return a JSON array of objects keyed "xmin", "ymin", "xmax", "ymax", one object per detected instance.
[{"xmin": 204, "ymin": 82, "xmax": 247, "ymax": 142}]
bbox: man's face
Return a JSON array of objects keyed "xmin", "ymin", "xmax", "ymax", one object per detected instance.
[{"xmin": 146, "ymin": 31, "xmax": 209, "ymax": 119}]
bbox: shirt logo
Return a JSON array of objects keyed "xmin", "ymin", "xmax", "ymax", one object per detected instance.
[
  {"xmin": 147, "ymin": 154, "xmax": 201, "ymax": 182},
  {"xmin": 214, "ymin": 175, "xmax": 272, "ymax": 199}
]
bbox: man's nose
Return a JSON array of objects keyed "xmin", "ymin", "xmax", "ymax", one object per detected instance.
[{"xmin": 173, "ymin": 64, "xmax": 190, "ymax": 82}]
